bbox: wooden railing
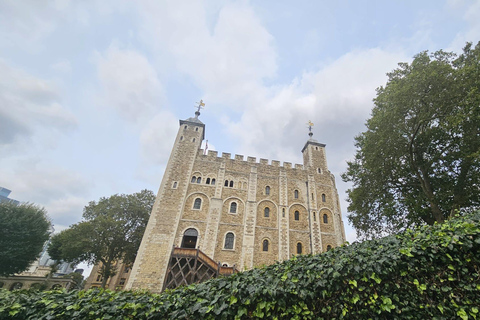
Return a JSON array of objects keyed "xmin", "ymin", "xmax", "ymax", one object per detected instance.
[{"xmin": 171, "ymin": 247, "xmax": 238, "ymax": 275}]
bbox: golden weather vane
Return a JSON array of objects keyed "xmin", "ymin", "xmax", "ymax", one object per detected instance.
[
  {"xmin": 195, "ymin": 99, "xmax": 205, "ymax": 113},
  {"xmin": 307, "ymin": 120, "xmax": 314, "ymax": 132}
]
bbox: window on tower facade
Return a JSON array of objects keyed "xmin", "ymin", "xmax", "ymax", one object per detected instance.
[
  {"xmin": 264, "ymin": 207, "xmax": 270, "ymax": 217},
  {"xmin": 294, "ymin": 190, "xmax": 299, "ymax": 199},
  {"xmin": 211, "ymin": 178, "xmax": 216, "ymax": 185},
  {"xmin": 224, "ymin": 232, "xmax": 234, "ymax": 249},
  {"xmin": 196, "ymin": 177, "xmax": 201, "ymax": 184},
  {"xmin": 262, "ymin": 239, "xmax": 269, "ymax": 251},
  {"xmin": 294, "ymin": 210, "xmax": 299, "ymax": 220},
  {"xmin": 229, "ymin": 181, "xmax": 234, "ymax": 188},
  {"xmin": 265, "ymin": 186, "xmax": 270, "ymax": 195},
  {"xmin": 193, "ymin": 138, "xmax": 196, "ymax": 142},
  {"xmin": 191, "ymin": 176, "xmax": 196, "ymax": 183},
  {"xmin": 193, "ymin": 198, "xmax": 202, "ymax": 209},
  {"xmin": 327, "ymin": 245, "xmax": 332, "ymax": 251},
  {"xmin": 206, "ymin": 178, "xmax": 210, "ymax": 184},
  {"xmin": 297, "ymin": 242, "xmax": 303, "ymax": 254},
  {"xmin": 195, "ymin": 127, "xmax": 198, "ymax": 131},
  {"xmin": 230, "ymin": 202, "xmax": 237, "ymax": 213},
  {"xmin": 225, "ymin": 180, "xmax": 229, "ymax": 187},
  {"xmin": 323, "ymin": 214, "xmax": 328, "ymax": 224},
  {"xmin": 322, "ymin": 194, "xmax": 326, "ymax": 202}
]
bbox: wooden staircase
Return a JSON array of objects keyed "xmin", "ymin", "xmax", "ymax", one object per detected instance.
[{"xmin": 163, "ymin": 247, "xmax": 237, "ymax": 291}]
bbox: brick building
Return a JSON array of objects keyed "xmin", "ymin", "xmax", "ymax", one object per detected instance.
[{"xmin": 126, "ymin": 108, "xmax": 346, "ymax": 292}]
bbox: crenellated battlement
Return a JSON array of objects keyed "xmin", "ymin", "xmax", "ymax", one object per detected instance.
[{"xmin": 199, "ymin": 149, "xmax": 305, "ymax": 170}]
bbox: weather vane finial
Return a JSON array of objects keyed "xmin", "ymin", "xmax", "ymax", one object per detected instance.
[
  {"xmin": 195, "ymin": 99, "xmax": 205, "ymax": 114},
  {"xmin": 307, "ymin": 120, "xmax": 314, "ymax": 138}
]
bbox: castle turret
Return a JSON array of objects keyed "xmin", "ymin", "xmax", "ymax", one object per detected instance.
[{"xmin": 126, "ymin": 109, "xmax": 205, "ymax": 291}]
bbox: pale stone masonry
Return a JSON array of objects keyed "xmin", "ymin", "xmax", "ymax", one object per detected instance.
[{"xmin": 126, "ymin": 111, "xmax": 346, "ymax": 292}]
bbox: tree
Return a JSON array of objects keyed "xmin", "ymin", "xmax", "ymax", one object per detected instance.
[
  {"xmin": 0, "ymin": 202, "xmax": 51, "ymax": 276},
  {"xmin": 342, "ymin": 42, "xmax": 480, "ymax": 239},
  {"xmin": 48, "ymin": 189, "xmax": 155, "ymax": 288}
]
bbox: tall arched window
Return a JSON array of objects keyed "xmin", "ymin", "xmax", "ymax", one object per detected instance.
[
  {"xmin": 313, "ymin": 212, "xmax": 316, "ymax": 221},
  {"xmin": 206, "ymin": 178, "xmax": 211, "ymax": 184},
  {"xmin": 211, "ymin": 178, "xmax": 216, "ymax": 185},
  {"xmin": 322, "ymin": 194, "xmax": 326, "ymax": 202},
  {"xmin": 327, "ymin": 245, "xmax": 332, "ymax": 251},
  {"xmin": 196, "ymin": 177, "xmax": 201, "ymax": 184},
  {"xmin": 191, "ymin": 176, "xmax": 196, "ymax": 183},
  {"xmin": 297, "ymin": 242, "xmax": 302, "ymax": 254},
  {"xmin": 193, "ymin": 198, "xmax": 202, "ymax": 209},
  {"xmin": 294, "ymin": 210, "xmax": 299, "ymax": 221},
  {"xmin": 323, "ymin": 214, "xmax": 328, "ymax": 224},
  {"xmin": 230, "ymin": 202, "xmax": 237, "ymax": 213},
  {"xmin": 294, "ymin": 190, "xmax": 299, "ymax": 199},
  {"xmin": 181, "ymin": 228, "xmax": 198, "ymax": 248},
  {"xmin": 225, "ymin": 180, "xmax": 229, "ymax": 187},
  {"xmin": 262, "ymin": 239, "xmax": 269, "ymax": 251},
  {"xmin": 282, "ymin": 208, "xmax": 285, "ymax": 217},
  {"xmin": 193, "ymin": 138, "xmax": 196, "ymax": 142},
  {"xmin": 229, "ymin": 181, "xmax": 234, "ymax": 188},
  {"xmin": 224, "ymin": 232, "xmax": 234, "ymax": 249},
  {"xmin": 264, "ymin": 207, "xmax": 270, "ymax": 217},
  {"xmin": 265, "ymin": 186, "xmax": 270, "ymax": 195},
  {"xmin": 173, "ymin": 182, "xmax": 177, "ymax": 189}
]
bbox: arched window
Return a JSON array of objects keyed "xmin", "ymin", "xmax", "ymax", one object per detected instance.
[
  {"xmin": 196, "ymin": 177, "xmax": 201, "ymax": 184},
  {"xmin": 327, "ymin": 245, "xmax": 332, "ymax": 251},
  {"xmin": 193, "ymin": 138, "xmax": 196, "ymax": 142},
  {"xmin": 182, "ymin": 228, "xmax": 198, "ymax": 248},
  {"xmin": 173, "ymin": 182, "xmax": 177, "ymax": 188},
  {"xmin": 224, "ymin": 232, "xmax": 234, "ymax": 249},
  {"xmin": 191, "ymin": 176, "xmax": 196, "ymax": 183},
  {"xmin": 180, "ymin": 136, "xmax": 184, "ymax": 141},
  {"xmin": 323, "ymin": 214, "xmax": 328, "ymax": 224},
  {"xmin": 262, "ymin": 239, "xmax": 269, "ymax": 251},
  {"xmin": 313, "ymin": 212, "xmax": 316, "ymax": 221},
  {"xmin": 206, "ymin": 178, "xmax": 211, "ymax": 184},
  {"xmin": 318, "ymin": 168, "xmax": 322, "ymax": 174},
  {"xmin": 294, "ymin": 210, "xmax": 299, "ymax": 221},
  {"xmin": 282, "ymin": 208, "xmax": 285, "ymax": 217},
  {"xmin": 211, "ymin": 178, "xmax": 216, "ymax": 185},
  {"xmin": 229, "ymin": 181, "xmax": 234, "ymax": 188},
  {"xmin": 230, "ymin": 202, "xmax": 237, "ymax": 213},
  {"xmin": 222, "ymin": 263, "xmax": 228, "ymax": 267},
  {"xmin": 294, "ymin": 190, "xmax": 299, "ymax": 199},
  {"xmin": 195, "ymin": 127, "xmax": 198, "ymax": 131},
  {"xmin": 193, "ymin": 198, "xmax": 202, "ymax": 209},
  {"xmin": 297, "ymin": 242, "xmax": 303, "ymax": 254},
  {"xmin": 184, "ymin": 125, "xmax": 187, "ymax": 130},
  {"xmin": 322, "ymin": 194, "xmax": 326, "ymax": 202},
  {"xmin": 264, "ymin": 207, "xmax": 270, "ymax": 217},
  {"xmin": 225, "ymin": 180, "xmax": 229, "ymax": 187},
  {"xmin": 265, "ymin": 186, "xmax": 270, "ymax": 195}
]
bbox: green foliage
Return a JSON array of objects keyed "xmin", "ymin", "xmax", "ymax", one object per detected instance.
[
  {"xmin": 48, "ymin": 189, "xmax": 155, "ymax": 288},
  {"xmin": 2, "ymin": 211, "xmax": 480, "ymax": 319},
  {"xmin": 342, "ymin": 42, "xmax": 480, "ymax": 239},
  {"xmin": 0, "ymin": 201, "xmax": 51, "ymax": 276}
]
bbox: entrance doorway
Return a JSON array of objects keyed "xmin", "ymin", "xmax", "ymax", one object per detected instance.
[{"xmin": 181, "ymin": 228, "xmax": 198, "ymax": 248}]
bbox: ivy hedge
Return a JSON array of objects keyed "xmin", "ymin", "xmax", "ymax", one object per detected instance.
[{"xmin": 1, "ymin": 212, "xmax": 480, "ymax": 319}]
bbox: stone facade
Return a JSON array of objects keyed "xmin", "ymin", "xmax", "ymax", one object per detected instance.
[
  {"xmin": 126, "ymin": 112, "xmax": 346, "ymax": 292},
  {"xmin": 84, "ymin": 260, "xmax": 131, "ymax": 290}
]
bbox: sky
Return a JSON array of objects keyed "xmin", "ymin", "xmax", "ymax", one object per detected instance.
[{"xmin": 1, "ymin": 0, "xmax": 479, "ymax": 272}]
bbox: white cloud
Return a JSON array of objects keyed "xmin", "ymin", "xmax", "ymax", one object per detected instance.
[
  {"xmin": 51, "ymin": 60, "xmax": 72, "ymax": 73},
  {"xmin": 95, "ymin": 45, "xmax": 165, "ymax": 124},
  {"xmin": 449, "ymin": 1, "xmax": 480, "ymax": 52},
  {"xmin": 137, "ymin": 0, "xmax": 277, "ymax": 105},
  {"xmin": 0, "ymin": 59, "xmax": 77, "ymax": 147},
  {"xmin": 140, "ymin": 111, "xmax": 179, "ymax": 165}
]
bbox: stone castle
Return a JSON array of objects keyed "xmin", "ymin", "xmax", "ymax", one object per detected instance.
[{"xmin": 126, "ymin": 108, "xmax": 346, "ymax": 292}]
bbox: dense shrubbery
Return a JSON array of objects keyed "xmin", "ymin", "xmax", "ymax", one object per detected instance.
[{"xmin": 1, "ymin": 212, "xmax": 480, "ymax": 319}]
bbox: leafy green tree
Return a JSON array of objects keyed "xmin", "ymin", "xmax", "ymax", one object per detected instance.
[
  {"xmin": 342, "ymin": 42, "xmax": 480, "ymax": 239},
  {"xmin": 0, "ymin": 202, "xmax": 51, "ymax": 276},
  {"xmin": 48, "ymin": 189, "xmax": 155, "ymax": 288}
]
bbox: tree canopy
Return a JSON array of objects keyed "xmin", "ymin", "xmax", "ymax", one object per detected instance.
[
  {"xmin": 342, "ymin": 42, "xmax": 480, "ymax": 239},
  {"xmin": 0, "ymin": 201, "xmax": 51, "ymax": 276},
  {"xmin": 48, "ymin": 189, "xmax": 155, "ymax": 288}
]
